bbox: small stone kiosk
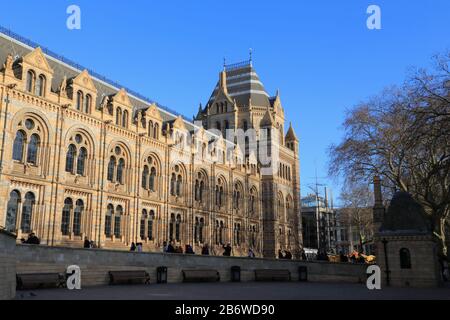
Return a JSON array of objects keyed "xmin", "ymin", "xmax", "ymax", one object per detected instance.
[
  {"xmin": 0, "ymin": 229, "xmax": 16, "ymax": 300},
  {"xmin": 373, "ymin": 177, "xmax": 442, "ymax": 288}
]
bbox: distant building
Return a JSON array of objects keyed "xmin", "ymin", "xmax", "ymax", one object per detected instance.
[
  {"xmin": 335, "ymin": 208, "xmax": 374, "ymax": 255},
  {"xmin": 301, "ymin": 193, "xmax": 337, "ymax": 253}
]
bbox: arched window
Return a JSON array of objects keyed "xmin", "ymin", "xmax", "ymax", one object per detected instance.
[
  {"xmin": 84, "ymin": 94, "xmax": 92, "ymax": 113},
  {"xmin": 140, "ymin": 209, "xmax": 147, "ymax": 240},
  {"xmin": 199, "ymin": 218, "xmax": 204, "ymax": 243},
  {"xmin": 117, "ymin": 158, "xmax": 125, "ymax": 184},
  {"xmin": 122, "ymin": 110, "xmax": 128, "ymax": 128},
  {"xmin": 26, "ymin": 70, "xmax": 35, "ymax": 93},
  {"xmin": 105, "ymin": 204, "xmax": 114, "ymax": 237},
  {"xmin": 73, "ymin": 200, "xmax": 84, "ymax": 236},
  {"xmin": 114, "ymin": 206, "xmax": 123, "ymax": 238},
  {"xmin": 142, "ymin": 166, "xmax": 149, "ymax": 189},
  {"xmin": 176, "ymin": 175, "xmax": 182, "ymax": 197},
  {"xmin": 194, "ymin": 218, "xmax": 199, "ymax": 243},
  {"xmin": 149, "ymin": 167, "xmax": 156, "ymax": 192},
  {"xmin": 148, "ymin": 211, "xmax": 155, "ymax": 240},
  {"xmin": 13, "ymin": 131, "xmax": 26, "ymax": 162},
  {"xmin": 215, "ymin": 221, "xmax": 220, "ymax": 245},
  {"xmin": 219, "ymin": 221, "xmax": 224, "ymax": 245},
  {"xmin": 61, "ymin": 198, "xmax": 73, "ymax": 236},
  {"xmin": 21, "ymin": 192, "xmax": 35, "ymax": 233},
  {"xmin": 169, "ymin": 214, "xmax": 175, "ymax": 241},
  {"xmin": 65, "ymin": 144, "xmax": 76, "ymax": 173},
  {"xmin": 195, "ymin": 180, "xmax": 200, "ymax": 201},
  {"xmin": 107, "ymin": 156, "xmax": 116, "ymax": 182},
  {"xmin": 175, "ymin": 215, "xmax": 181, "ymax": 242},
  {"xmin": 27, "ymin": 134, "xmax": 40, "ymax": 165},
  {"xmin": 76, "ymin": 91, "xmax": 83, "ymax": 111},
  {"xmin": 5, "ymin": 190, "xmax": 21, "ymax": 233},
  {"xmin": 199, "ymin": 181, "xmax": 205, "ymax": 202},
  {"xmin": 154, "ymin": 123, "xmax": 159, "ymax": 139},
  {"xmin": 400, "ymin": 248, "xmax": 412, "ymax": 269},
  {"xmin": 76, "ymin": 147, "xmax": 87, "ymax": 176},
  {"xmin": 35, "ymin": 74, "xmax": 45, "ymax": 97},
  {"xmin": 116, "ymin": 108, "xmax": 122, "ymax": 126},
  {"xmin": 148, "ymin": 121, "xmax": 154, "ymax": 138},
  {"xmin": 170, "ymin": 174, "xmax": 176, "ymax": 196}
]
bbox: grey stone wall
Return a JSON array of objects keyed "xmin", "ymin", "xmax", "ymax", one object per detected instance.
[
  {"xmin": 15, "ymin": 245, "xmax": 367, "ymax": 287},
  {"xmin": 0, "ymin": 230, "xmax": 17, "ymax": 300}
]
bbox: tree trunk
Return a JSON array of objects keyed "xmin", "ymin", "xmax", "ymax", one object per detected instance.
[{"xmin": 438, "ymin": 218, "xmax": 448, "ymax": 258}]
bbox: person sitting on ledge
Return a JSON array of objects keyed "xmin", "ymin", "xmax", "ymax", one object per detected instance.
[
  {"xmin": 84, "ymin": 237, "xmax": 91, "ymax": 249},
  {"xmin": 278, "ymin": 249, "xmax": 285, "ymax": 259},
  {"xmin": 175, "ymin": 246, "xmax": 183, "ymax": 254},
  {"xmin": 130, "ymin": 242, "xmax": 136, "ymax": 251},
  {"xmin": 185, "ymin": 244, "xmax": 195, "ymax": 254},
  {"xmin": 223, "ymin": 243, "xmax": 232, "ymax": 256},
  {"xmin": 201, "ymin": 244, "xmax": 210, "ymax": 255},
  {"xmin": 285, "ymin": 251, "xmax": 293, "ymax": 260},
  {"xmin": 137, "ymin": 243, "xmax": 143, "ymax": 252},
  {"xmin": 248, "ymin": 248, "xmax": 255, "ymax": 258},
  {"xmin": 167, "ymin": 241, "xmax": 175, "ymax": 253},
  {"xmin": 21, "ymin": 232, "xmax": 40, "ymax": 245},
  {"xmin": 162, "ymin": 241, "xmax": 168, "ymax": 253}
]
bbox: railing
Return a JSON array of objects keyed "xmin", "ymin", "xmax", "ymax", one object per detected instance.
[
  {"xmin": 0, "ymin": 25, "xmax": 189, "ymax": 121},
  {"xmin": 225, "ymin": 59, "xmax": 252, "ymax": 71}
]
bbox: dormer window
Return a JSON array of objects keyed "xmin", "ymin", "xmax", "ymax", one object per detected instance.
[
  {"xmin": 35, "ymin": 74, "xmax": 46, "ymax": 97},
  {"xmin": 26, "ymin": 70, "xmax": 35, "ymax": 93},
  {"xmin": 84, "ymin": 94, "xmax": 92, "ymax": 113},
  {"xmin": 76, "ymin": 91, "xmax": 83, "ymax": 111}
]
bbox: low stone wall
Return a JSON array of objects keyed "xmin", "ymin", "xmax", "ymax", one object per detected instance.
[
  {"xmin": 0, "ymin": 230, "xmax": 17, "ymax": 300},
  {"xmin": 15, "ymin": 245, "xmax": 367, "ymax": 287}
]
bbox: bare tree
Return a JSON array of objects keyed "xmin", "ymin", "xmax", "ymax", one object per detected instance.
[
  {"xmin": 329, "ymin": 51, "xmax": 450, "ymax": 256},
  {"xmin": 338, "ymin": 183, "xmax": 374, "ymax": 254}
]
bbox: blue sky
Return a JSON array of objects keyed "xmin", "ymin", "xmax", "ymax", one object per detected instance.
[{"xmin": 1, "ymin": 1, "xmax": 449, "ymax": 205}]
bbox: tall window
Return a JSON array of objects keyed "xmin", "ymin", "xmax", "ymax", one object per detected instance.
[
  {"xmin": 61, "ymin": 198, "xmax": 73, "ymax": 236},
  {"xmin": 140, "ymin": 209, "xmax": 147, "ymax": 240},
  {"xmin": 142, "ymin": 166, "xmax": 149, "ymax": 189},
  {"xmin": 13, "ymin": 131, "xmax": 25, "ymax": 162},
  {"xmin": 170, "ymin": 174, "xmax": 176, "ymax": 196},
  {"xmin": 176, "ymin": 175, "xmax": 183, "ymax": 197},
  {"xmin": 117, "ymin": 158, "xmax": 125, "ymax": 184},
  {"xmin": 73, "ymin": 200, "xmax": 84, "ymax": 236},
  {"xmin": 76, "ymin": 147, "xmax": 87, "ymax": 176},
  {"xmin": 122, "ymin": 110, "xmax": 128, "ymax": 128},
  {"xmin": 116, "ymin": 108, "xmax": 122, "ymax": 126},
  {"xmin": 5, "ymin": 190, "xmax": 21, "ymax": 233},
  {"xmin": 76, "ymin": 91, "xmax": 83, "ymax": 111},
  {"xmin": 199, "ymin": 218, "xmax": 204, "ymax": 243},
  {"xmin": 114, "ymin": 206, "xmax": 123, "ymax": 238},
  {"xmin": 154, "ymin": 123, "xmax": 159, "ymax": 139},
  {"xmin": 400, "ymin": 248, "xmax": 412, "ymax": 269},
  {"xmin": 149, "ymin": 167, "xmax": 156, "ymax": 192},
  {"xmin": 148, "ymin": 211, "xmax": 155, "ymax": 240},
  {"xmin": 84, "ymin": 94, "xmax": 91, "ymax": 113},
  {"xmin": 105, "ymin": 204, "xmax": 113, "ymax": 237},
  {"xmin": 169, "ymin": 214, "xmax": 175, "ymax": 241},
  {"xmin": 148, "ymin": 121, "xmax": 154, "ymax": 138},
  {"xmin": 107, "ymin": 156, "xmax": 116, "ymax": 182},
  {"xmin": 219, "ymin": 221, "xmax": 224, "ymax": 245},
  {"xmin": 21, "ymin": 192, "xmax": 35, "ymax": 233},
  {"xmin": 26, "ymin": 70, "xmax": 35, "ymax": 93},
  {"xmin": 35, "ymin": 74, "xmax": 45, "ymax": 97},
  {"xmin": 175, "ymin": 215, "xmax": 181, "ymax": 242},
  {"xmin": 65, "ymin": 144, "xmax": 76, "ymax": 173},
  {"xmin": 27, "ymin": 134, "xmax": 40, "ymax": 165}
]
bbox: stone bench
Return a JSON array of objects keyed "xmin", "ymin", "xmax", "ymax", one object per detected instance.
[
  {"xmin": 16, "ymin": 273, "xmax": 65, "ymax": 290},
  {"xmin": 182, "ymin": 269, "xmax": 220, "ymax": 282},
  {"xmin": 108, "ymin": 270, "xmax": 150, "ymax": 285},
  {"xmin": 255, "ymin": 269, "xmax": 291, "ymax": 282}
]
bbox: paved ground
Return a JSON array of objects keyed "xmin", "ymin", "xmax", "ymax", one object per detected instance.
[{"xmin": 15, "ymin": 282, "xmax": 450, "ymax": 300}]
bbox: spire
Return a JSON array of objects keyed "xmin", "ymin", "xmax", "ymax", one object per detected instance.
[{"xmin": 285, "ymin": 122, "xmax": 298, "ymax": 141}]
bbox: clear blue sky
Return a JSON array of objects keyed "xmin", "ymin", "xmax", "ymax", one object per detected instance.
[{"xmin": 2, "ymin": 0, "xmax": 449, "ymax": 205}]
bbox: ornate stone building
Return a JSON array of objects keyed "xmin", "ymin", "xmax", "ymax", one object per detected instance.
[{"xmin": 0, "ymin": 30, "xmax": 301, "ymax": 258}]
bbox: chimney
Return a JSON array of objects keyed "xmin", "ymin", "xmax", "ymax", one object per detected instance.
[{"xmin": 374, "ymin": 176, "xmax": 383, "ymax": 207}]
